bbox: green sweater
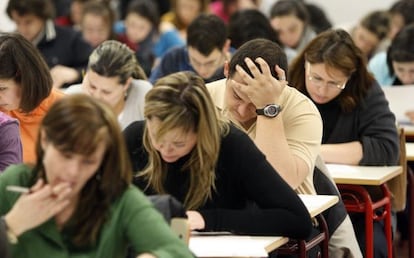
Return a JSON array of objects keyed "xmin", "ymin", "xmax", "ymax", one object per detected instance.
[{"xmin": 0, "ymin": 165, "xmax": 193, "ymax": 258}]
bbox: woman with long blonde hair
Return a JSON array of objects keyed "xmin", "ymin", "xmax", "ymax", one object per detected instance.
[{"xmin": 124, "ymin": 71, "xmax": 313, "ymax": 237}]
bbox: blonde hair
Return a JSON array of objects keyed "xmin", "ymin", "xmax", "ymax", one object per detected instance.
[
  {"xmin": 140, "ymin": 71, "xmax": 229, "ymax": 209},
  {"xmin": 88, "ymin": 40, "xmax": 147, "ymax": 82}
]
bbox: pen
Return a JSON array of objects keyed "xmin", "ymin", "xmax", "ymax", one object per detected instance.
[{"xmin": 6, "ymin": 186, "xmax": 30, "ymax": 193}]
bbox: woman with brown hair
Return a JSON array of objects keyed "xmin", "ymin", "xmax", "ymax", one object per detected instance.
[
  {"xmin": 161, "ymin": 0, "xmax": 210, "ymax": 40},
  {"xmin": 0, "ymin": 94, "xmax": 193, "ymax": 258},
  {"xmin": 0, "ymin": 33, "xmax": 65, "ymax": 163},
  {"xmin": 289, "ymin": 29, "xmax": 399, "ymax": 258}
]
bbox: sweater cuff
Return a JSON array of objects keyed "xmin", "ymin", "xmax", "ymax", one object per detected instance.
[{"xmin": 198, "ymin": 209, "xmax": 217, "ymax": 231}]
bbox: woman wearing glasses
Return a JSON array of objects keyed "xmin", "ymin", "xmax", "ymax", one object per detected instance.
[{"xmin": 289, "ymin": 29, "xmax": 399, "ymax": 258}]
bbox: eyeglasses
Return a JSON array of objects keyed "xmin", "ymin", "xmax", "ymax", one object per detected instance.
[{"xmin": 306, "ymin": 62, "xmax": 347, "ymax": 90}]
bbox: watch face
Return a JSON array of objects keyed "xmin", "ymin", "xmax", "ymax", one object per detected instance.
[{"xmin": 264, "ymin": 105, "xmax": 279, "ymax": 117}]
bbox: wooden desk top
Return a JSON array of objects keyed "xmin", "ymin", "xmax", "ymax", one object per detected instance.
[
  {"xmin": 189, "ymin": 235, "xmax": 288, "ymax": 257},
  {"xmin": 326, "ymin": 164, "xmax": 402, "ymax": 185},
  {"xmin": 299, "ymin": 194, "xmax": 339, "ymax": 218},
  {"xmin": 406, "ymin": 142, "xmax": 414, "ymax": 161},
  {"xmin": 401, "ymin": 124, "xmax": 414, "ymax": 138}
]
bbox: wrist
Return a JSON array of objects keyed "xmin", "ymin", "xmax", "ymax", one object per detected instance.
[
  {"xmin": 1, "ymin": 216, "xmax": 18, "ymax": 244},
  {"xmin": 4, "ymin": 214, "xmax": 23, "ymax": 238},
  {"xmin": 256, "ymin": 104, "xmax": 282, "ymax": 118}
]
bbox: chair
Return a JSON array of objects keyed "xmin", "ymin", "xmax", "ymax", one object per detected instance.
[
  {"xmin": 126, "ymin": 195, "xmax": 189, "ymax": 258},
  {"xmin": 148, "ymin": 195, "xmax": 190, "ymax": 243},
  {"xmin": 276, "ymin": 214, "xmax": 329, "ymax": 258}
]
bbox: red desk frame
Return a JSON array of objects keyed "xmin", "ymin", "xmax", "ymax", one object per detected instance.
[
  {"xmin": 337, "ymin": 184, "xmax": 393, "ymax": 258},
  {"xmin": 277, "ymin": 214, "xmax": 329, "ymax": 258}
]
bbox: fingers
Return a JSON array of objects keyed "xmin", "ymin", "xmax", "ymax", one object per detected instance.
[
  {"xmin": 236, "ymin": 57, "xmax": 270, "ymax": 80},
  {"xmin": 186, "ymin": 210, "xmax": 205, "ymax": 230},
  {"xmin": 28, "ymin": 182, "xmax": 72, "ymax": 202},
  {"xmin": 52, "ymin": 183, "xmax": 72, "ymax": 201},
  {"xmin": 30, "ymin": 184, "xmax": 54, "ymax": 200},
  {"xmin": 49, "ymin": 199, "xmax": 71, "ymax": 216},
  {"xmin": 255, "ymin": 57, "xmax": 272, "ymax": 77},
  {"xmin": 8, "ymin": 181, "xmax": 73, "ymax": 234},
  {"xmin": 275, "ymin": 65, "xmax": 287, "ymax": 82},
  {"xmin": 30, "ymin": 178, "xmax": 44, "ymax": 192}
]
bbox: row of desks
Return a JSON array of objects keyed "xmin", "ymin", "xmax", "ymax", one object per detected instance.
[
  {"xmin": 189, "ymin": 194, "xmax": 339, "ymax": 257},
  {"xmin": 189, "ymin": 164, "xmax": 403, "ymax": 257}
]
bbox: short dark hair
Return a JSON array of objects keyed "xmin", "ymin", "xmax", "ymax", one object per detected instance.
[
  {"xmin": 360, "ymin": 10, "xmax": 391, "ymax": 41},
  {"xmin": 7, "ymin": 0, "xmax": 55, "ymax": 20},
  {"xmin": 389, "ymin": 0, "xmax": 414, "ymax": 26},
  {"xmin": 228, "ymin": 9, "xmax": 278, "ymax": 49},
  {"xmin": 270, "ymin": 0, "xmax": 309, "ymax": 24},
  {"xmin": 228, "ymin": 38, "xmax": 287, "ymax": 80},
  {"xmin": 387, "ymin": 24, "xmax": 414, "ymax": 75},
  {"xmin": 304, "ymin": 3, "xmax": 332, "ymax": 34},
  {"xmin": 0, "ymin": 33, "xmax": 52, "ymax": 112},
  {"xmin": 82, "ymin": 1, "xmax": 116, "ymax": 39},
  {"xmin": 187, "ymin": 14, "xmax": 227, "ymax": 56},
  {"xmin": 126, "ymin": 0, "xmax": 160, "ymax": 30}
]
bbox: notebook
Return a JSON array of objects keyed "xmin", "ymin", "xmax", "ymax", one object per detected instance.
[{"xmin": 382, "ymin": 85, "xmax": 414, "ymax": 124}]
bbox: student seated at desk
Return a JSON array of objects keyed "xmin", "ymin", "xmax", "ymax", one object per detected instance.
[
  {"xmin": 0, "ymin": 94, "xmax": 194, "ymax": 258},
  {"xmin": 124, "ymin": 71, "xmax": 313, "ymax": 239},
  {"xmin": 66, "ymin": 40, "xmax": 152, "ymax": 130},
  {"xmin": 369, "ymin": 24, "xmax": 414, "ymax": 87},
  {"xmin": 160, "ymin": 0, "xmax": 209, "ymax": 41},
  {"xmin": 269, "ymin": 0, "xmax": 316, "ymax": 64},
  {"xmin": 149, "ymin": 14, "xmax": 230, "ymax": 84},
  {"xmin": 6, "ymin": 0, "xmax": 93, "ymax": 88},
  {"xmin": 0, "ymin": 33, "xmax": 64, "ymax": 164},
  {"xmin": 118, "ymin": 0, "xmax": 185, "ymax": 77},
  {"xmin": 289, "ymin": 29, "xmax": 400, "ymax": 258},
  {"xmin": 206, "ymin": 38, "xmax": 361, "ymax": 257}
]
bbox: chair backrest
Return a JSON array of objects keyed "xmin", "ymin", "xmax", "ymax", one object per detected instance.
[
  {"xmin": 386, "ymin": 127, "xmax": 407, "ymax": 211},
  {"xmin": 148, "ymin": 195, "xmax": 187, "ymax": 221},
  {"xmin": 148, "ymin": 195, "xmax": 190, "ymax": 244}
]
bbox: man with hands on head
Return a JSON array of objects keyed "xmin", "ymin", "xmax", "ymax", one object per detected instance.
[
  {"xmin": 207, "ymin": 38, "xmax": 322, "ymax": 194},
  {"xmin": 207, "ymin": 38, "xmax": 362, "ymax": 257}
]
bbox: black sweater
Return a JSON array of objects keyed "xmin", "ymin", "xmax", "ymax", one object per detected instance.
[
  {"xmin": 315, "ymin": 82, "xmax": 399, "ymax": 165},
  {"xmin": 124, "ymin": 121, "xmax": 312, "ymax": 239}
]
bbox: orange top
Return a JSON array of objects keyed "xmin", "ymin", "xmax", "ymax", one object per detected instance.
[{"xmin": 2, "ymin": 89, "xmax": 65, "ymax": 163}]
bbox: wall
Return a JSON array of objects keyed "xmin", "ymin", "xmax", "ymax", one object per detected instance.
[{"xmin": 308, "ymin": 0, "xmax": 396, "ymax": 27}]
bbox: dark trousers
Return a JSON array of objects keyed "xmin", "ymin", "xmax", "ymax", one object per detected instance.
[{"xmin": 350, "ymin": 213, "xmax": 388, "ymax": 258}]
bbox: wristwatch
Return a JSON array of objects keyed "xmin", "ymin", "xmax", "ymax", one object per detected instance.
[{"xmin": 256, "ymin": 104, "xmax": 282, "ymax": 118}]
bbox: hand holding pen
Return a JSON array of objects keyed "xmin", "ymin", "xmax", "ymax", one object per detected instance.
[{"xmin": 4, "ymin": 179, "xmax": 72, "ymax": 238}]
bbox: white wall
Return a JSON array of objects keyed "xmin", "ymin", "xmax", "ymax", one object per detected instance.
[
  {"xmin": 0, "ymin": 0, "xmax": 15, "ymax": 32},
  {"xmin": 308, "ymin": 0, "xmax": 397, "ymax": 27}
]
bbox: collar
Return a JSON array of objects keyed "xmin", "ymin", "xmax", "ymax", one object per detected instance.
[{"xmin": 32, "ymin": 19, "xmax": 56, "ymax": 46}]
